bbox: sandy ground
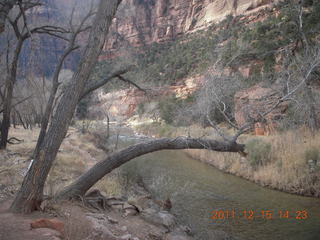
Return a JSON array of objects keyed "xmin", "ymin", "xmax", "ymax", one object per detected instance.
[{"xmin": 0, "ymin": 200, "xmax": 63, "ymax": 240}]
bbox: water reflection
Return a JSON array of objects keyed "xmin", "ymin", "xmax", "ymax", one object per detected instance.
[{"xmin": 119, "ymin": 148, "xmax": 320, "ymax": 240}]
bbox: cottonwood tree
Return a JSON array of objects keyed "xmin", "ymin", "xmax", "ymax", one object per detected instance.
[
  {"xmin": 10, "ymin": 0, "xmax": 123, "ymax": 213},
  {"xmin": 32, "ymin": 4, "xmax": 96, "ymax": 158},
  {"xmin": 0, "ymin": 0, "xmax": 68, "ymax": 149}
]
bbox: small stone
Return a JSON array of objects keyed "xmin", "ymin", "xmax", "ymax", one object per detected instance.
[
  {"xmin": 120, "ymin": 226, "xmax": 128, "ymax": 232},
  {"xmin": 123, "ymin": 202, "xmax": 135, "ymax": 210},
  {"xmin": 107, "ymin": 216, "xmax": 118, "ymax": 224},
  {"xmin": 123, "ymin": 208, "xmax": 138, "ymax": 217},
  {"xmin": 120, "ymin": 234, "xmax": 132, "ymax": 240}
]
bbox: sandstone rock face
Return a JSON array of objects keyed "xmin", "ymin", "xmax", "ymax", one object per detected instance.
[
  {"xmin": 102, "ymin": 0, "xmax": 277, "ymax": 58},
  {"xmin": 234, "ymin": 83, "xmax": 288, "ymax": 135},
  {"xmin": 89, "ymin": 75, "xmax": 203, "ymax": 120}
]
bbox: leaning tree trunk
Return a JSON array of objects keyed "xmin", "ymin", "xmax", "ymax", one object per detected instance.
[
  {"xmin": 57, "ymin": 138, "xmax": 245, "ymax": 199},
  {"xmin": 33, "ymin": 38, "xmax": 79, "ymax": 158},
  {"xmin": 10, "ymin": 0, "xmax": 121, "ymax": 213}
]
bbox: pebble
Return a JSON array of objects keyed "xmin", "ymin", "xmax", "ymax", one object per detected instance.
[
  {"xmin": 120, "ymin": 234, "xmax": 132, "ymax": 240},
  {"xmin": 107, "ymin": 216, "xmax": 119, "ymax": 224},
  {"xmin": 120, "ymin": 226, "xmax": 128, "ymax": 232}
]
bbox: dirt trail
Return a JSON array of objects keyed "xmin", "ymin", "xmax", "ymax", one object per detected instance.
[{"xmin": 0, "ymin": 200, "xmax": 62, "ymax": 240}]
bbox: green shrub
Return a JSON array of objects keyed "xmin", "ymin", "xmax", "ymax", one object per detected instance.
[
  {"xmin": 246, "ymin": 138, "xmax": 272, "ymax": 168},
  {"xmin": 304, "ymin": 147, "xmax": 320, "ymax": 162},
  {"xmin": 136, "ymin": 102, "xmax": 145, "ymax": 117},
  {"xmin": 158, "ymin": 96, "xmax": 178, "ymax": 124}
]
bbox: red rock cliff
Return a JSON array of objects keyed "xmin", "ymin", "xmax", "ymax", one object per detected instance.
[{"xmin": 102, "ymin": 0, "xmax": 278, "ymax": 58}]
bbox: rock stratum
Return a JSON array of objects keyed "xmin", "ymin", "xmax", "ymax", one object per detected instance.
[{"xmin": 102, "ymin": 0, "xmax": 278, "ymax": 58}]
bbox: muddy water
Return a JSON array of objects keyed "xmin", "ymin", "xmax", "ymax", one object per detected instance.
[{"xmin": 117, "ymin": 140, "xmax": 320, "ymax": 240}]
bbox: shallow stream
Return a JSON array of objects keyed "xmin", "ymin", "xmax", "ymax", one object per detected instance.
[
  {"xmin": 105, "ymin": 127, "xmax": 320, "ymax": 240},
  {"xmin": 112, "ymin": 130, "xmax": 320, "ymax": 240}
]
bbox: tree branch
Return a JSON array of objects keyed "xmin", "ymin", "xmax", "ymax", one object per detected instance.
[
  {"xmin": 116, "ymin": 74, "xmax": 147, "ymax": 93},
  {"xmin": 80, "ymin": 65, "xmax": 135, "ymax": 99},
  {"xmin": 0, "ymin": 94, "xmax": 33, "ymax": 114}
]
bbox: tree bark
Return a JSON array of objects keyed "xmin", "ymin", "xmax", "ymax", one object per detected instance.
[
  {"xmin": 33, "ymin": 39, "xmax": 79, "ymax": 158},
  {"xmin": 56, "ymin": 137, "xmax": 244, "ymax": 199},
  {"xmin": 10, "ymin": 0, "xmax": 121, "ymax": 213}
]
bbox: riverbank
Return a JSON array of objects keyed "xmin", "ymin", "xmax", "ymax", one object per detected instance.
[
  {"xmin": 131, "ymin": 121, "xmax": 320, "ymax": 198},
  {"xmin": 0, "ymin": 126, "xmax": 192, "ymax": 240}
]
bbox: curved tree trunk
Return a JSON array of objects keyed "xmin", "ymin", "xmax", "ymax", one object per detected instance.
[
  {"xmin": 10, "ymin": 0, "xmax": 121, "ymax": 213},
  {"xmin": 56, "ymin": 137, "xmax": 245, "ymax": 199}
]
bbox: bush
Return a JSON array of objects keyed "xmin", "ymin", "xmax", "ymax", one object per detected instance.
[
  {"xmin": 159, "ymin": 96, "xmax": 179, "ymax": 124},
  {"xmin": 136, "ymin": 102, "xmax": 145, "ymax": 117},
  {"xmin": 304, "ymin": 147, "xmax": 320, "ymax": 162},
  {"xmin": 246, "ymin": 138, "xmax": 272, "ymax": 168}
]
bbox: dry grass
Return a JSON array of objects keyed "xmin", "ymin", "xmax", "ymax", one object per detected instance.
[
  {"xmin": 94, "ymin": 169, "xmax": 128, "ymax": 197},
  {"xmin": 1, "ymin": 126, "xmax": 106, "ymax": 198},
  {"xmin": 187, "ymin": 127, "xmax": 320, "ymax": 197},
  {"xmin": 134, "ymin": 122, "xmax": 320, "ymax": 197}
]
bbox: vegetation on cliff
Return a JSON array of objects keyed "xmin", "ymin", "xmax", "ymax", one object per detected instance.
[{"xmin": 94, "ymin": 0, "xmax": 320, "ymax": 88}]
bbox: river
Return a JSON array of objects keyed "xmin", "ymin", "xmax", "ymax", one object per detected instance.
[{"xmin": 111, "ymin": 131, "xmax": 320, "ymax": 240}]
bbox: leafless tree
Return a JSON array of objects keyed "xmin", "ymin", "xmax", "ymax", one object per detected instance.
[
  {"xmin": 277, "ymin": 46, "xmax": 320, "ymax": 131},
  {"xmin": 0, "ymin": 0, "xmax": 68, "ymax": 149}
]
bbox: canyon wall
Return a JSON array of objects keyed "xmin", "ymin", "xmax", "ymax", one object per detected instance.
[{"xmin": 102, "ymin": 0, "xmax": 278, "ymax": 58}]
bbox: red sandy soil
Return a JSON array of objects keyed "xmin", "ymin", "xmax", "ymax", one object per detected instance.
[{"xmin": 0, "ymin": 200, "xmax": 63, "ymax": 240}]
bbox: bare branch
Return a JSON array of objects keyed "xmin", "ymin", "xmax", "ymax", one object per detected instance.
[
  {"xmin": 116, "ymin": 74, "xmax": 147, "ymax": 93},
  {"xmin": 231, "ymin": 47, "xmax": 320, "ymax": 142},
  {"xmin": 80, "ymin": 65, "xmax": 135, "ymax": 99}
]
